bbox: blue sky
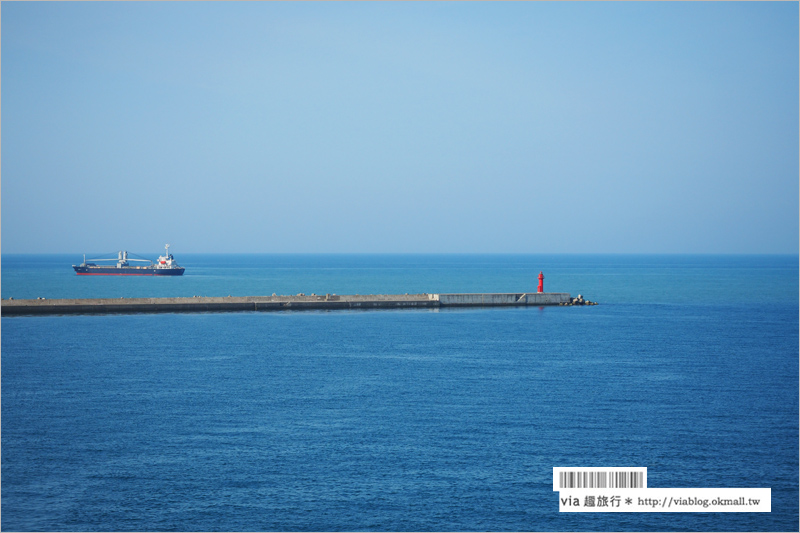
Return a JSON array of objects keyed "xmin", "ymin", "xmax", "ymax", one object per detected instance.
[{"xmin": 2, "ymin": 1, "xmax": 797, "ymax": 254}]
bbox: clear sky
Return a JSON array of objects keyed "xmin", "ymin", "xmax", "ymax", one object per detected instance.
[{"xmin": 2, "ymin": 1, "xmax": 798, "ymax": 254}]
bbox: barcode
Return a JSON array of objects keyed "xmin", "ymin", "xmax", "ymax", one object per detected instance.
[{"xmin": 559, "ymin": 471, "xmax": 645, "ymax": 489}]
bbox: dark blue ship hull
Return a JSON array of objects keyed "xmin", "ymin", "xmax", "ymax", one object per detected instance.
[{"xmin": 73, "ymin": 265, "xmax": 184, "ymax": 276}]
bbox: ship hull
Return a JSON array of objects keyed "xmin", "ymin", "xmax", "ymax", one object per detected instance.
[{"xmin": 73, "ymin": 266, "xmax": 184, "ymax": 276}]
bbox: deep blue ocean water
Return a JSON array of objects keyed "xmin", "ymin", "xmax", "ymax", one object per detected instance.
[{"xmin": 2, "ymin": 254, "xmax": 798, "ymax": 532}]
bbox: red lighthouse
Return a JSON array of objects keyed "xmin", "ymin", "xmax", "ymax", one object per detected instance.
[{"xmin": 538, "ymin": 271, "xmax": 544, "ymax": 293}]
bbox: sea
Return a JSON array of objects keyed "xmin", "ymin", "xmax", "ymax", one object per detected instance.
[{"xmin": 1, "ymin": 253, "xmax": 798, "ymax": 532}]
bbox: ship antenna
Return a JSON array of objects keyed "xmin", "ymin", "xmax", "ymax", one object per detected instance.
[{"xmin": 165, "ymin": 244, "xmax": 170, "ymax": 256}]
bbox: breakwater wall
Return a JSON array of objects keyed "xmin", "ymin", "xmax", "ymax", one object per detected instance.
[{"xmin": 1, "ymin": 292, "xmax": 574, "ymax": 316}]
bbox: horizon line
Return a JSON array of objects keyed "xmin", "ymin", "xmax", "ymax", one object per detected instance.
[{"xmin": 2, "ymin": 251, "xmax": 799, "ymax": 257}]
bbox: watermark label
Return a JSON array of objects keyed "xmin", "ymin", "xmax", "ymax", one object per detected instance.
[{"xmin": 558, "ymin": 488, "xmax": 771, "ymax": 512}]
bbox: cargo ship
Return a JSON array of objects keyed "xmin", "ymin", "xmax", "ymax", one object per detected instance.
[{"xmin": 73, "ymin": 244, "xmax": 185, "ymax": 276}]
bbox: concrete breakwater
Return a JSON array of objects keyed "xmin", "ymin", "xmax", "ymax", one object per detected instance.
[{"xmin": 1, "ymin": 292, "xmax": 579, "ymax": 316}]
